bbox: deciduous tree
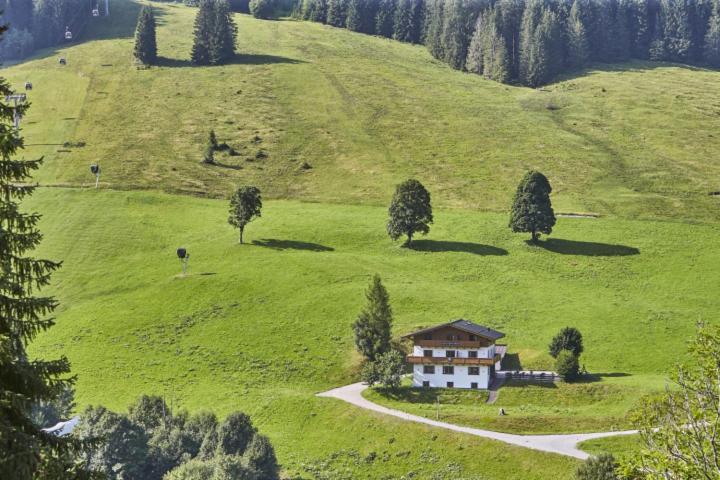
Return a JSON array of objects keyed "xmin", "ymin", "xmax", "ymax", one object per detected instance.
[
  {"xmin": 387, "ymin": 178, "xmax": 433, "ymax": 246},
  {"xmin": 549, "ymin": 327, "xmax": 584, "ymax": 358},
  {"xmin": 509, "ymin": 170, "xmax": 556, "ymax": 242},
  {"xmin": 228, "ymin": 186, "xmax": 262, "ymax": 244}
]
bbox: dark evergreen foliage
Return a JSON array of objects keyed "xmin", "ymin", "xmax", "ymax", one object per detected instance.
[
  {"xmin": 387, "ymin": 178, "xmax": 433, "ymax": 245},
  {"xmin": 242, "ymin": 434, "xmax": 280, "ymax": 480},
  {"xmin": 191, "ymin": 0, "xmax": 237, "ymax": 65},
  {"xmin": 250, "ymin": 0, "xmax": 275, "ymax": 18},
  {"xmin": 0, "ymin": 48, "xmax": 86, "ymax": 477},
  {"xmin": 298, "ymin": 0, "xmax": 720, "ymax": 86},
  {"xmin": 134, "ymin": 5, "xmax": 158, "ymax": 65},
  {"xmin": 352, "ymin": 275, "xmax": 393, "ymax": 362},
  {"xmin": 555, "ymin": 350, "xmax": 581, "ymax": 381},
  {"xmin": 509, "ymin": 170, "xmax": 555, "ymax": 242}
]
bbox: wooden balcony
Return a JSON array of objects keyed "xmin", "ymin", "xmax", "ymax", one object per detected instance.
[
  {"xmin": 406, "ymin": 355, "xmax": 500, "ymax": 366},
  {"xmin": 415, "ymin": 339, "xmax": 489, "ymax": 348}
]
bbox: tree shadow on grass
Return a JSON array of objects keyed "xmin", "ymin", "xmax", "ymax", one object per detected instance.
[
  {"xmin": 408, "ymin": 240, "xmax": 508, "ymax": 256},
  {"xmin": 532, "ymin": 238, "xmax": 640, "ymax": 257},
  {"xmin": 578, "ymin": 372, "xmax": 632, "ymax": 383},
  {"xmin": 157, "ymin": 53, "xmax": 304, "ymax": 68},
  {"xmin": 500, "ymin": 353, "xmax": 523, "ymax": 371},
  {"xmin": 251, "ymin": 239, "xmax": 334, "ymax": 252}
]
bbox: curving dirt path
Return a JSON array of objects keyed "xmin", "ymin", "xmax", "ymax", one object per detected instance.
[{"xmin": 317, "ymin": 382, "xmax": 637, "ymax": 460}]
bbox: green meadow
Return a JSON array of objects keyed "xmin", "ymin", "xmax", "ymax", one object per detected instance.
[{"xmin": 5, "ymin": 0, "xmax": 720, "ymax": 475}]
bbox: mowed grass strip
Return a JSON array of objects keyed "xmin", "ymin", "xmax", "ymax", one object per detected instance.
[{"xmin": 4, "ymin": 0, "xmax": 720, "ymax": 220}]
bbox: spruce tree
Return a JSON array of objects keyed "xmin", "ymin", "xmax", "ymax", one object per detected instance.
[
  {"xmin": 509, "ymin": 170, "xmax": 556, "ymax": 242},
  {"xmin": 210, "ymin": 0, "xmax": 238, "ymax": 64},
  {"xmin": 518, "ymin": 0, "xmax": 543, "ymax": 85},
  {"xmin": 705, "ymin": 0, "xmax": 720, "ymax": 66},
  {"xmin": 496, "ymin": 0, "xmax": 524, "ymax": 79},
  {"xmin": 312, "ymin": 0, "xmax": 328, "ymax": 22},
  {"xmin": 326, "ymin": 0, "xmax": 348, "ymax": 27},
  {"xmin": 567, "ymin": 0, "xmax": 590, "ymax": 68},
  {"xmin": 375, "ymin": 0, "xmax": 396, "ymax": 37},
  {"xmin": 352, "ymin": 275, "xmax": 393, "ymax": 362},
  {"xmin": 482, "ymin": 9, "xmax": 511, "ymax": 82},
  {"xmin": 411, "ymin": 0, "xmax": 426, "ymax": 43},
  {"xmin": 191, "ymin": 0, "xmax": 214, "ymax": 65},
  {"xmin": 133, "ymin": 5, "xmax": 158, "ymax": 65},
  {"xmin": 424, "ymin": 0, "xmax": 446, "ymax": 59},
  {"xmin": 387, "ymin": 179, "xmax": 433, "ymax": 246},
  {"xmin": 440, "ymin": 0, "xmax": 480, "ymax": 70},
  {"xmin": 649, "ymin": 10, "xmax": 666, "ymax": 59},
  {"xmin": 465, "ymin": 11, "xmax": 487, "ymax": 74},
  {"xmin": 661, "ymin": 0, "xmax": 692, "ymax": 62},
  {"xmin": 393, "ymin": 0, "xmax": 415, "ymax": 42},
  {"xmin": 345, "ymin": 0, "xmax": 366, "ymax": 32},
  {"xmin": 0, "ymin": 63, "xmax": 78, "ymax": 476}
]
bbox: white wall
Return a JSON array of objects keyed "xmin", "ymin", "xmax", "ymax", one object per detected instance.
[
  {"xmin": 412, "ymin": 346, "xmax": 494, "ymax": 359},
  {"xmin": 412, "ymin": 364, "xmax": 490, "ymax": 389}
]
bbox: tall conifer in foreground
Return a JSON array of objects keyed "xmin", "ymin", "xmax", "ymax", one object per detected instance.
[
  {"xmin": 211, "ymin": 0, "xmax": 238, "ymax": 64},
  {"xmin": 509, "ymin": 170, "xmax": 556, "ymax": 243},
  {"xmin": 352, "ymin": 275, "xmax": 393, "ymax": 362},
  {"xmin": 0, "ymin": 53, "xmax": 79, "ymax": 477},
  {"xmin": 133, "ymin": 5, "xmax": 157, "ymax": 65},
  {"xmin": 191, "ymin": 0, "xmax": 214, "ymax": 65},
  {"xmin": 705, "ymin": 0, "xmax": 720, "ymax": 67}
]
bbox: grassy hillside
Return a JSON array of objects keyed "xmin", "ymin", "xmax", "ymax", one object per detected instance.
[
  {"xmin": 5, "ymin": 0, "xmax": 720, "ymax": 220},
  {"xmin": 6, "ymin": 0, "xmax": 720, "ymax": 475}
]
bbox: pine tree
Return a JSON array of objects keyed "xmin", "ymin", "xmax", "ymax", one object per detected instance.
[
  {"xmin": 346, "ymin": 0, "xmax": 370, "ymax": 32},
  {"xmin": 495, "ymin": 0, "xmax": 524, "ymax": 79},
  {"xmin": 191, "ymin": 0, "xmax": 214, "ymax": 65},
  {"xmin": 133, "ymin": 5, "xmax": 158, "ymax": 65},
  {"xmin": 509, "ymin": 170, "xmax": 556, "ymax": 242},
  {"xmin": 393, "ymin": 0, "xmax": 415, "ymax": 42},
  {"xmin": 410, "ymin": 0, "xmax": 426, "ymax": 43},
  {"xmin": 482, "ymin": 9, "xmax": 511, "ymax": 82},
  {"xmin": 629, "ymin": 0, "xmax": 651, "ymax": 58},
  {"xmin": 440, "ymin": 0, "xmax": 480, "ymax": 70},
  {"xmin": 0, "ymin": 61, "xmax": 78, "ymax": 477},
  {"xmin": 518, "ymin": 0, "xmax": 543, "ymax": 85},
  {"xmin": 649, "ymin": 10, "xmax": 667, "ymax": 59},
  {"xmin": 210, "ymin": 0, "xmax": 238, "ymax": 64},
  {"xmin": 610, "ymin": 0, "xmax": 632, "ymax": 61},
  {"xmin": 352, "ymin": 275, "xmax": 393, "ymax": 362},
  {"xmin": 705, "ymin": 0, "xmax": 720, "ymax": 66},
  {"xmin": 465, "ymin": 10, "xmax": 487, "ymax": 74},
  {"xmin": 424, "ymin": 0, "xmax": 446, "ymax": 59},
  {"xmin": 326, "ymin": 0, "xmax": 348, "ymax": 27},
  {"xmin": 567, "ymin": 0, "xmax": 590, "ymax": 68},
  {"xmin": 661, "ymin": 0, "xmax": 692, "ymax": 62},
  {"xmin": 313, "ymin": 0, "xmax": 328, "ymax": 22},
  {"xmin": 375, "ymin": 0, "xmax": 396, "ymax": 37}
]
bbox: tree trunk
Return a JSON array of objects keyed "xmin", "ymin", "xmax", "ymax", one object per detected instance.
[
  {"xmin": 406, "ymin": 231, "xmax": 413, "ymax": 247},
  {"xmin": 239, "ymin": 227, "xmax": 244, "ymax": 244},
  {"xmin": 531, "ymin": 230, "xmax": 538, "ymax": 243}
]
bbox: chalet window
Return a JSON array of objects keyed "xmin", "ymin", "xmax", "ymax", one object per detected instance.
[
  {"xmin": 446, "ymin": 350, "xmax": 456, "ymax": 358},
  {"xmin": 471, "ymin": 382, "xmax": 478, "ymax": 389},
  {"xmin": 423, "ymin": 333, "xmax": 432, "ymax": 340},
  {"xmin": 469, "ymin": 334, "xmax": 477, "ymax": 341},
  {"xmin": 468, "ymin": 351, "xmax": 478, "ymax": 358},
  {"xmin": 422, "ymin": 381, "xmax": 430, "ymax": 388},
  {"xmin": 423, "ymin": 350, "xmax": 433, "ymax": 358},
  {"xmin": 469, "ymin": 367, "xmax": 480, "ymax": 376},
  {"xmin": 446, "ymin": 382, "xmax": 454, "ymax": 388},
  {"xmin": 442, "ymin": 366, "xmax": 454, "ymax": 375},
  {"xmin": 423, "ymin": 365, "xmax": 435, "ymax": 374}
]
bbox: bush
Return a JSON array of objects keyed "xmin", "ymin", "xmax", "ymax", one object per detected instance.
[
  {"xmin": 361, "ymin": 350, "xmax": 405, "ymax": 389},
  {"xmin": 250, "ymin": 0, "xmax": 275, "ymax": 18},
  {"xmin": 575, "ymin": 453, "xmax": 618, "ymax": 480},
  {"xmin": 555, "ymin": 350, "xmax": 580, "ymax": 382}
]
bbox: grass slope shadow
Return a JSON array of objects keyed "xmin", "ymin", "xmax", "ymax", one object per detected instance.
[
  {"xmin": 251, "ymin": 238, "xmax": 334, "ymax": 252},
  {"xmin": 533, "ymin": 238, "xmax": 640, "ymax": 256},
  {"xmin": 409, "ymin": 239, "xmax": 508, "ymax": 256},
  {"xmin": 157, "ymin": 53, "xmax": 305, "ymax": 68}
]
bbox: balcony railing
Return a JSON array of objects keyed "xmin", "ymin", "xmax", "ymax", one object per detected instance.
[
  {"xmin": 415, "ymin": 339, "xmax": 489, "ymax": 348},
  {"xmin": 406, "ymin": 355, "xmax": 500, "ymax": 366}
]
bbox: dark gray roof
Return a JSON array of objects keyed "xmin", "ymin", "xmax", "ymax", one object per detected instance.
[{"xmin": 402, "ymin": 319, "xmax": 505, "ymax": 341}]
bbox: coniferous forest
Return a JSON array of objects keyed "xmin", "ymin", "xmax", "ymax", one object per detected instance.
[{"xmin": 297, "ymin": 0, "xmax": 720, "ymax": 86}]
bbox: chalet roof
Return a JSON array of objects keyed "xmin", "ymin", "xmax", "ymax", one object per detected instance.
[{"xmin": 402, "ymin": 319, "xmax": 505, "ymax": 341}]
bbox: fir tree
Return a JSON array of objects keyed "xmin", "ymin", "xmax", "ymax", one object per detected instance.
[
  {"xmin": 629, "ymin": 0, "xmax": 651, "ymax": 58},
  {"xmin": 312, "ymin": 0, "xmax": 328, "ymax": 22},
  {"xmin": 509, "ymin": 170, "xmax": 556, "ymax": 242},
  {"xmin": 424, "ymin": 0, "xmax": 445, "ymax": 58},
  {"xmin": 393, "ymin": 0, "xmax": 415, "ymax": 42},
  {"xmin": 496, "ymin": 0, "xmax": 524, "ymax": 78},
  {"xmin": 326, "ymin": 0, "xmax": 348, "ymax": 27},
  {"xmin": 705, "ymin": 0, "xmax": 720, "ymax": 66},
  {"xmin": 518, "ymin": 0, "xmax": 543, "ymax": 85},
  {"xmin": 386, "ymin": 178, "xmax": 433, "ymax": 246},
  {"xmin": 465, "ymin": 10, "xmax": 487, "ymax": 74},
  {"xmin": 567, "ymin": 0, "xmax": 590, "ymax": 68},
  {"xmin": 610, "ymin": 0, "xmax": 633, "ymax": 61},
  {"xmin": 346, "ymin": 0, "xmax": 368, "ymax": 32},
  {"xmin": 191, "ymin": 0, "xmax": 214, "ymax": 65},
  {"xmin": 440, "ymin": 0, "xmax": 480, "ymax": 70},
  {"xmin": 482, "ymin": 9, "xmax": 511, "ymax": 82},
  {"xmin": 411, "ymin": 0, "xmax": 426, "ymax": 43},
  {"xmin": 649, "ymin": 10, "xmax": 667, "ymax": 59},
  {"xmin": 211, "ymin": 0, "xmax": 238, "ymax": 64},
  {"xmin": 661, "ymin": 0, "xmax": 692, "ymax": 61},
  {"xmin": 375, "ymin": 0, "xmax": 396, "ymax": 37},
  {"xmin": 0, "ymin": 59, "xmax": 79, "ymax": 476},
  {"xmin": 352, "ymin": 275, "xmax": 393, "ymax": 362},
  {"xmin": 203, "ymin": 130, "xmax": 216, "ymax": 164},
  {"xmin": 133, "ymin": 5, "xmax": 157, "ymax": 65}
]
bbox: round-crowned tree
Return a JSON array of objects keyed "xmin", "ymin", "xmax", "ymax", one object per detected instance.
[
  {"xmin": 509, "ymin": 170, "xmax": 556, "ymax": 243},
  {"xmin": 549, "ymin": 327, "xmax": 584, "ymax": 358},
  {"xmin": 556, "ymin": 350, "xmax": 580, "ymax": 382},
  {"xmin": 228, "ymin": 186, "xmax": 262, "ymax": 244},
  {"xmin": 387, "ymin": 179, "xmax": 433, "ymax": 247}
]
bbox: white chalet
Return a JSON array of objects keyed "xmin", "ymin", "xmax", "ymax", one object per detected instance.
[{"xmin": 403, "ymin": 319, "xmax": 505, "ymax": 390}]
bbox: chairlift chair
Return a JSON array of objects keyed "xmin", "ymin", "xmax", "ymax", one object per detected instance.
[
  {"xmin": 64, "ymin": 27, "xmax": 72, "ymax": 40},
  {"xmin": 24, "ymin": 82, "xmax": 32, "ymax": 91},
  {"xmin": 92, "ymin": 8, "xmax": 99, "ymax": 16},
  {"xmin": 58, "ymin": 57, "xmax": 67, "ymax": 65}
]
